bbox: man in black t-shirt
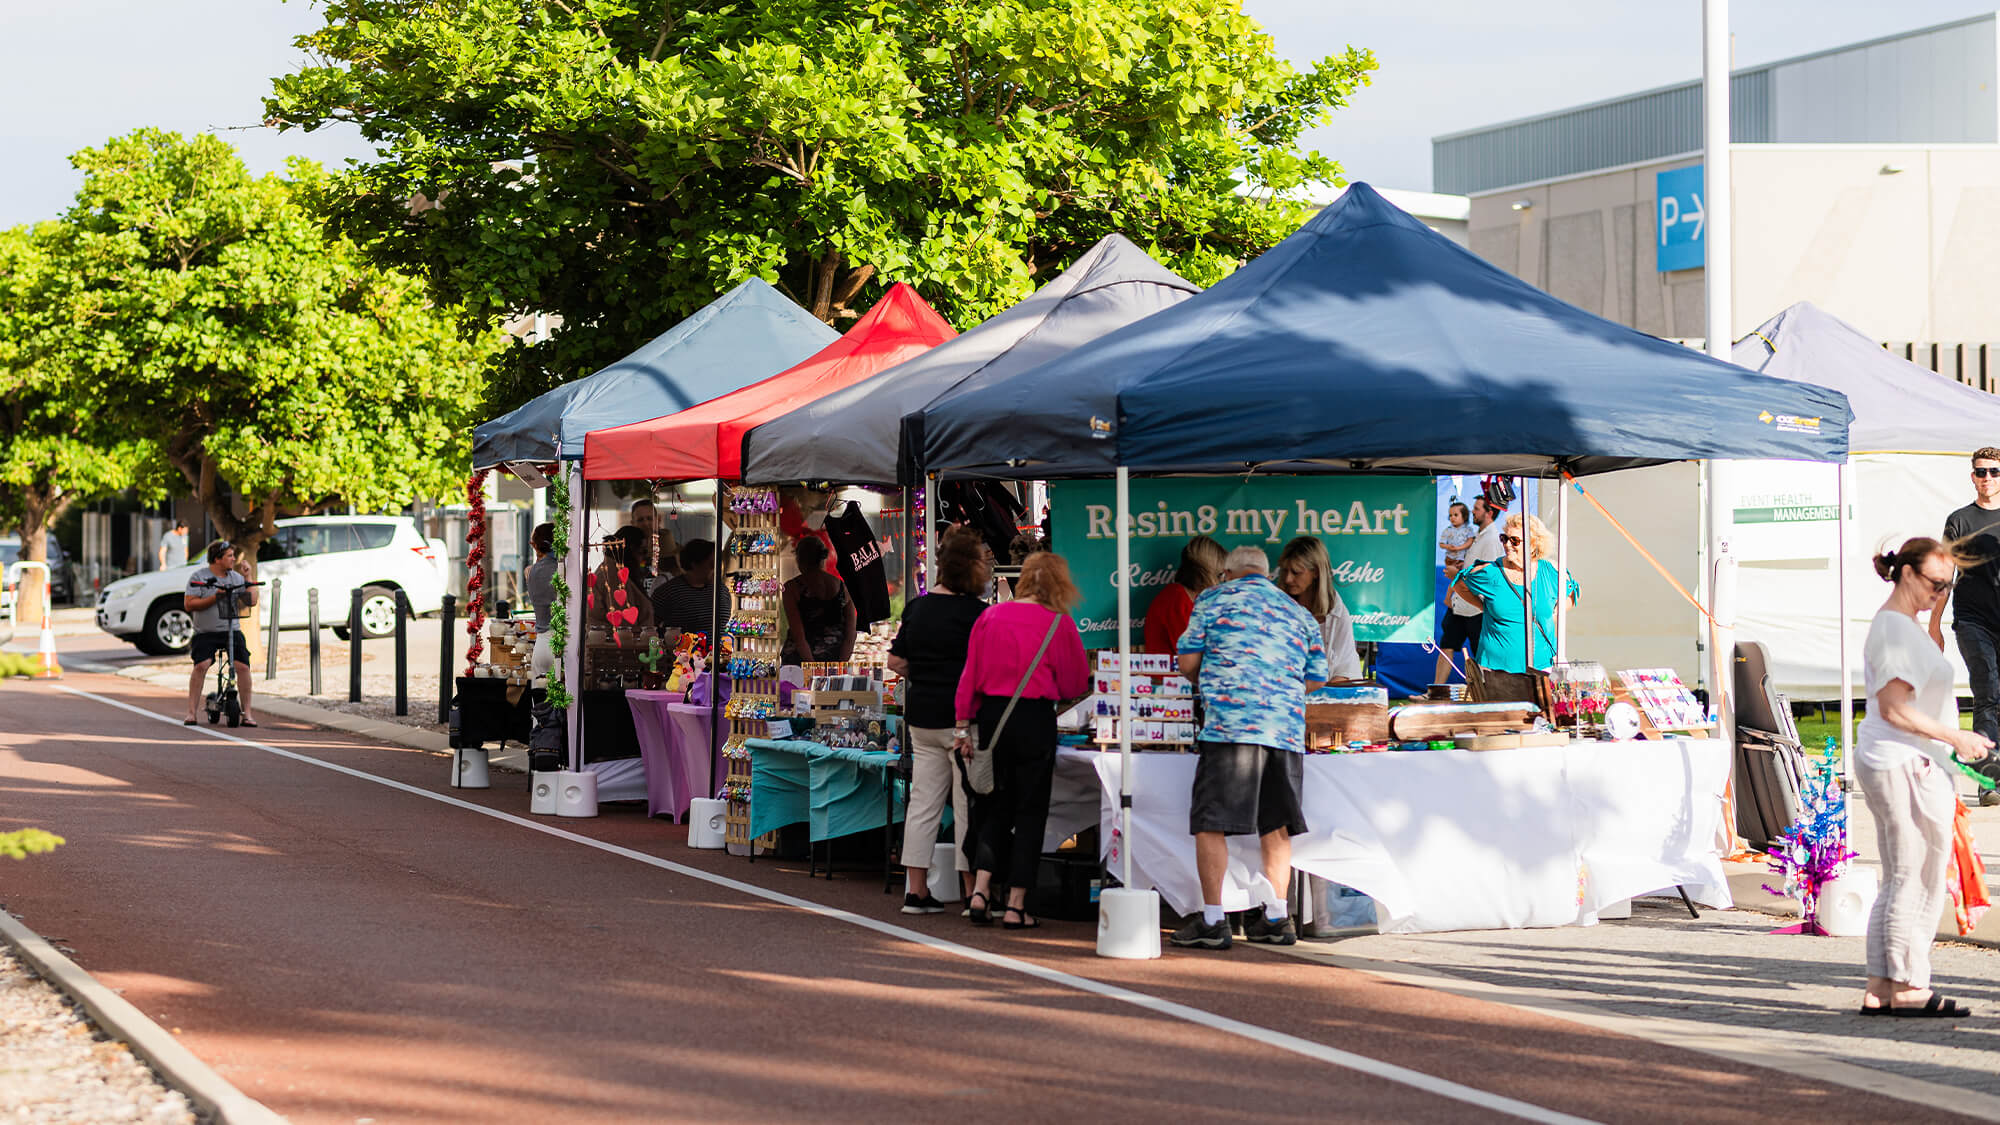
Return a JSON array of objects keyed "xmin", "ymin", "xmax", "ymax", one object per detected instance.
[{"xmin": 1933, "ymin": 447, "xmax": 2000, "ymax": 798}]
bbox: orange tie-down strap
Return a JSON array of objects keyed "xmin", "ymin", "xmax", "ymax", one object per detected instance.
[{"xmin": 1560, "ymin": 470, "xmax": 1717, "ymax": 628}]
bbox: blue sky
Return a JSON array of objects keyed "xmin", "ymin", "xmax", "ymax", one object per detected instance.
[{"xmin": 4, "ymin": 1, "xmax": 1999, "ymax": 224}]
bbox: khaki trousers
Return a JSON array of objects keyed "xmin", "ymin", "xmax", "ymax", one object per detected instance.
[
  {"xmin": 902, "ymin": 726, "xmax": 971, "ymax": 873},
  {"xmin": 1856, "ymin": 754, "xmax": 1954, "ymax": 989}
]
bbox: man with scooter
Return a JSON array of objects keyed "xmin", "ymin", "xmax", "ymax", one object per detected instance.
[{"xmin": 184, "ymin": 541, "xmax": 258, "ymax": 727}]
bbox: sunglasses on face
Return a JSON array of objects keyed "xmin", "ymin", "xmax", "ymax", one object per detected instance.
[
  {"xmin": 1500, "ymin": 534, "xmax": 1523, "ymax": 547},
  {"xmin": 1975, "ymin": 468, "xmax": 2000, "ymax": 479},
  {"xmin": 1919, "ymin": 573, "xmax": 1955, "ymax": 594}
]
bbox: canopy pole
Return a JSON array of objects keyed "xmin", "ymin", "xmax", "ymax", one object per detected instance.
[
  {"xmin": 1519, "ymin": 476, "xmax": 1531, "ymax": 682},
  {"xmin": 564, "ymin": 463, "xmax": 587, "ymax": 771},
  {"xmin": 711, "ymin": 477, "xmax": 724, "ymax": 760},
  {"xmin": 1703, "ymin": 0, "xmax": 1737, "ymax": 754},
  {"xmin": 1116, "ymin": 466, "xmax": 1134, "ymax": 891},
  {"xmin": 923, "ymin": 474, "xmax": 938, "ymax": 593},
  {"xmin": 1838, "ymin": 462, "xmax": 1853, "ymax": 780},
  {"xmin": 1556, "ymin": 468, "xmax": 1570, "ymax": 664}
]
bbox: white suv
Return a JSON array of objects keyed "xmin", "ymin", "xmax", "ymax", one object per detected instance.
[{"xmin": 97, "ymin": 516, "xmax": 451, "ymax": 655}]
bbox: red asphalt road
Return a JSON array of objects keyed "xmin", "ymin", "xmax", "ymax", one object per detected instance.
[{"xmin": 0, "ymin": 671, "xmax": 1975, "ymax": 1125}]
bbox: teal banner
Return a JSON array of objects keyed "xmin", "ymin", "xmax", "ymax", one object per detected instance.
[{"xmin": 1049, "ymin": 477, "xmax": 1436, "ymax": 647}]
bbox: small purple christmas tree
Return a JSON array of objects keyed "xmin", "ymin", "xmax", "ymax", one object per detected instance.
[{"xmin": 1763, "ymin": 743, "xmax": 1856, "ymax": 935}]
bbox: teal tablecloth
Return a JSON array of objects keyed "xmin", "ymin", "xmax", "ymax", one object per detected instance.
[{"xmin": 745, "ymin": 739, "xmax": 903, "ymax": 842}]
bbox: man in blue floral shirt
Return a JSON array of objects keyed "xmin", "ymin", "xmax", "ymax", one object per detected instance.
[{"xmin": 1171, "ymin": 545, "xmax": 1328, "ymax": 950}]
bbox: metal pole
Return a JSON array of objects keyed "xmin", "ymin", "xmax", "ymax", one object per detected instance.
[
  {"xmin": 1518, "ymin": 477, "xmax": 1531, "ymax": 680},
  {"xmin": 564, "ymin": 464, "xmax": 588, "ymax": 772},
  {"xmin": 710, "ymin": 477, "xmax": 725, "ymax": 790},
  {"xmin": 1555, "ymin": 475, "xmax": 1569, "ymax": 664},
  {"xmin": 349, "ymin": 587, "xmax": 364, "ymax": 703},
  {"xmin": 394, "ymin": 589, "xmax": 409, "ymax": 716},
  {"xmin": 264, "ymin": 579, "xmax": 282, "ymax": 680},
  {"xmin": 1838, "ymin": 464, "xmax": 1853, "ymax": 776},
  {"xmin": 923, "ymin": 474, "xmax": 938, "ymax": 592},
  {"xmin": 307, "ymin": 588, "xmax": 322, "ymax": 696},
  {"xmin": 1703, "ymin": 0, "xmax": 1737, "ymax": 752},
  {"xmin": 1115, "ymin": 466, "xmax": 1134, "ymax": 890},
  {"xmin": 438, "ymin": 594, "xmax": 457, "ymax": 724}
]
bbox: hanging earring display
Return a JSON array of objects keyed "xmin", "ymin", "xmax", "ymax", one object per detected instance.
[{"xmin": 464, "ymin": 468, "xmax": 489, "ymax": 675}]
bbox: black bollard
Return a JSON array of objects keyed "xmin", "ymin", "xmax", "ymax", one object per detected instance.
[
  {"xmin": 394, "ymin": 589, "xmax": 409, "ymax": 716},
  {"xmin": 349, "ymin": 587, "xmax": 364, "ymax": 703},
  {"xmin": 438, "ymin": 594, "xmax": 456, "ymax": 724},
  {"xmin": 264, "ymin": 579, "xmax": 282, "ymax": 681},
  {"xmin": 307, "ymin": 588, "xmax": 322, "ymax": 696}
]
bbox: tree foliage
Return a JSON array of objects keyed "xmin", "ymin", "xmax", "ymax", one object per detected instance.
[
  {"xmin": 41, "ymin": 131, "xmax": 503, "ymax": 559},
  {"xmin": 268, "ymin": 0, "xmax": 1375, "ymax": 408}
]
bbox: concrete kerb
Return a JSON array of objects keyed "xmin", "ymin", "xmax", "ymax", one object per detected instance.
[
  {"xmin": 0, "ymin": 908, "xmax": 288, "ymax": 1125},
  {"xmin": 68, "ymin": 659, "xmax": 528, "ymax": 773}
]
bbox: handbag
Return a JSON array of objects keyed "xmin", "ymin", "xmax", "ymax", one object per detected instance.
[{"xmin": 960, "ymin": 612, "xmax": 1063, "ymax": 796}]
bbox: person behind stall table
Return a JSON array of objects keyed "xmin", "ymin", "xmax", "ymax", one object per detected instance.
[
  {"xmin": 1930, "ymin": 447, "xmax": 2000, "ymax": 800},
  {"xmin": 1275, "ymin": 537, "xmax": 1362, "ymax": 681},
  {"xmin": 888, "ymin": 528, "xmax": 990, "ymax": 914},
  {"xmin": 1858, "ymin": 537, "xmax": 1992, "ymax": 1017},
  {"xmin": 1446, "ymin": 513, "xmax": 1578, "ymax": 703},
  {"xmin": 783, "ymin": 536, "xmax": 856, "ymax": 664},
  {"xmin": 651, "ymin": 538, "xmax": 729, "ymax": 645},
  {"xmin": 1143, "ymin": 535, "xmax": 1227, "ymax": 654},
  {"xmin": 1170, "ymin": 545, "xmax": 1329, "ymax": 951},
  {"xmin": 953, "ymin": 552, "xmax": 1089, "ymax": 930},
  {"xmin": 1436, "ymin": 495, "xmax": 1502, "ymax": 685},
  {"xmin": 183, "ymin": 541, "xmax": 258, "ymax": 727},
  {"xmin": 628, "ymin": 499, "xmax": 660, "ymax": 590},
  {"xmin": 1439, "ymin": 502, "xmax": 1474, "ymax": 578},
  {"xmin": 589, "ymin": 527, "xmax": 656, "ymax": 635},
  {"xmin": 525, "ymin": 522, "xmax": 556, "ymax": 675}
]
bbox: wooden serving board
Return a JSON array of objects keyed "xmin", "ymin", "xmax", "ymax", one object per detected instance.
[{"xmin": 1389, "ymin": 703, "xmax": 1539, "ymax": 740}]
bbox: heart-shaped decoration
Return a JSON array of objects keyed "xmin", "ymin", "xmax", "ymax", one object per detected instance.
[
  {"xmin": 617, "ymin": 566, "xmax": 630, "ymax": 585},
  {"xmin": 586, "ymin": 592, "xmax": 596, "ymax": 611},
  {"xmin": 586, "ymin": 571, "xmax": 598, "ymax": 586},
  {"xmin": 622, "ymin": 607, "xmax": 640, "ymax": 626},
  {"xmin": 613, "ymin": 589, "xmax": 628, "ymax": 607}
]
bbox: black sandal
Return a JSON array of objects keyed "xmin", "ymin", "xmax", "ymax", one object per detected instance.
[
  {"xmin": 1889, "ymin": 993, "xmax": 1972, "ymax": 1018},
  {"xmin": 966, "ymin": 891, "xmax": 993, "ymax": 926},
  {"xmin": 1001, "ymin": 907, "xmax": 1039, "ymax": 931}
]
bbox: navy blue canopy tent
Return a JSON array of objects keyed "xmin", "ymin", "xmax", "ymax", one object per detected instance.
[
  {"xmin": 916, "ymin": 184, "xmax": 1852, "ymax": 479},
  {"xmin": 473, "ymin": 278, "xmax": 838, "ymax": 468}
]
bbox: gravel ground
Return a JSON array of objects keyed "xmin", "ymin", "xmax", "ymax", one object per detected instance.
[{"xmin": 0, "ymin": 941, "xmax": 199, "ymax": 1124}]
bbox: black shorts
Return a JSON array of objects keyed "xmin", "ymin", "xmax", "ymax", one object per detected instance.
[
  {"xmin": 190, "ymin": 631, "xmax": 251, "ymax": 667},
  {"xmin": 1439, "ymin": 611, "xmax": 1482, "ymax": 654},
  {"xmin": 1189, "ymin": 741, "xmax": 1308, "ymax": 837}
]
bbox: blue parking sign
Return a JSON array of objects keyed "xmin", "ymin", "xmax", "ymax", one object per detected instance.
[{"xmin": 1656, "ymin": 164, "xmax": 1705, "ymax": 272}]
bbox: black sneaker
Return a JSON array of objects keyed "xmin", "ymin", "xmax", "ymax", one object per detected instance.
[
  {"xmin": 901, "ymin": 893, "xmax": 945, "ymax": 915},
  {"xmin": 1168, "ymin": 916, "xmax": 1232, "ymax": 950},
  {"xmin": 1244, "ymin": 909, "xmax": 1297, "ymax": 946}
]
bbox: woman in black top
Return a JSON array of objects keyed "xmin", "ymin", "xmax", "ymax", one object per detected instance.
[
  {"xmin": 887, "ymin": 528, "xmax": 990, "ymax": 914},
  {"xmin": 783, "ymin": 536, "xmax": 856, "ymax": 664}
]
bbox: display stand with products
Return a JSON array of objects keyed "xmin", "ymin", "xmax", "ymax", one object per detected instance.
[
  {"xmin": 722, "ymin": 485, "xmax": 783, "ymax": 854},
  {"xmin": 1086, "ymin": 651, "xmax": 1197, "ymax": 749}
]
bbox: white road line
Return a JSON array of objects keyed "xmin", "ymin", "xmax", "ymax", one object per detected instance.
[{"xmin": 59, "ymin": 684, "xmax": 1596, "ymax": 1125}]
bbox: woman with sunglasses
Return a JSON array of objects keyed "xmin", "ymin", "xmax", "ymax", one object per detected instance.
[
  {"xmin": 1445, "ymin": 513, "xmax": 1576, "ymax": 703},
  {"xmin": 1855, "ymin": 538, "xmax": 1991, "ymax": 1017}
]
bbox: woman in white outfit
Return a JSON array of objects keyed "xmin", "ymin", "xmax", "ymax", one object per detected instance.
[{"xmin": 1857, "ymin": 537, "xmax": 1992, "ymax": 1017}]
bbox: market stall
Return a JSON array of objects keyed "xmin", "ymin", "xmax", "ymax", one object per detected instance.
[
  {"xmin": 465, "ymin": 279, "xmax": 840, "ymax": 798},
  {"xmin": 580, "ymin": 283, "xmax": 956, "ymax": 837},
  {"xmin": 911, "ymin": 183, "xmax": 1853, "ymax": 946}
]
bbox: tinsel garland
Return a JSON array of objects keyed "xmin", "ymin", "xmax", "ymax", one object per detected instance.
[
  {"xmin": 464, "ymin": 468, "xmax": 489, "ymax": 674},
  {"xmin": 545, "ymin": 467, "xmax": 574, "ymax": 711},
  {"xmin": 1763, "ymin": 743, "xmax": 1856, "ymax": 935}
]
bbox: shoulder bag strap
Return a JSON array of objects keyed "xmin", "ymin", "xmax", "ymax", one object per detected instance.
[{"xmin": 986, "ymin": 611, "xmax": 1064, "ymax": 748}]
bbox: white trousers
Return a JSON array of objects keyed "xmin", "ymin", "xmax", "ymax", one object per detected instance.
[
  {"xmin": 902, "ymin": 726, "xmax": 971, "ymax": 873},
  {"xmin": 1856, "ymin": 754, "xmax": 1954, "ymax": 989}
]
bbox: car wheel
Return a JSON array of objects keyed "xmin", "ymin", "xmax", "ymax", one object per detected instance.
[
  {"xmin": 358, "ymin": 586, "xmax": 400, "ymax": 638},
  {"xmin": 137, "ymin": 600, "xmax": 195, "ymax": 656}
]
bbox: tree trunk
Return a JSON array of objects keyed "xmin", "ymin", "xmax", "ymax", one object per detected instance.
[{"xmin": 11, "ymin": 491, "xmax": 71, "ymax": 633}]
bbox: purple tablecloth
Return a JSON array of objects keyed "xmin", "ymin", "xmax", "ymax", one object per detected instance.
[{"xmin": 625, "ymin": 691, "xmax": 725, "ymax": 822}]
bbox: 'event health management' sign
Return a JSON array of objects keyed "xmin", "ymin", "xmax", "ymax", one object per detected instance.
[
  {"xmin": 1656, "ymin": 164, "xmax": 1705, "ymax": 272},
  {"xmin": 1049, "ymin": 477, "xmax": 1435, "ymax": 647}
]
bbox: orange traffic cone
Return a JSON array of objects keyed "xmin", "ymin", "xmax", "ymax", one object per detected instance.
[{"xmin": 30, "ymin": 608, "xmax": 61, "ymax": 680}]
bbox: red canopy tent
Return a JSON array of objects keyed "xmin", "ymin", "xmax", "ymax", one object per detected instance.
[{"xmin": 583, "ymin": 282, "xmax": 956, "ymax": 481}]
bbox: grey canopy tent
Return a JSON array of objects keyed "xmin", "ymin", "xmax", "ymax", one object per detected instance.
[
  {"xmin": 1735, "ymin": 301, "xmax": 2000, "ymax": 454},
  {"xmin": 738, "ymin": 234, "xmax": 1200, "ymax": 485},
  {"xmin": 472, "ymin": 278, "xmax": 837, "ymax": 469}
]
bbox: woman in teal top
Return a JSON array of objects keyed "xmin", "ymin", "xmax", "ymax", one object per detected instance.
[{"xmin": 1448, "ymin": 513, "xmax": 1579, "ymax": 700}]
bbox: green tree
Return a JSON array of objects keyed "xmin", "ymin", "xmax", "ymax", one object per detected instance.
[
  {"xmin": 54, "ymin": 131, "xmax": 503, "ymax": 561},
  {"xmin": 268, "ymin": 0, "xmax": 1374, "ymax": 408},
  {"xmin": 0, "ymin": 223, "xmax": 165, "ymax": 626}
]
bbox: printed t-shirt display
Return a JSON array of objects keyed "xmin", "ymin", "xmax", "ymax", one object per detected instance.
[
  {"xmin": 1856, "ymin": 608, "xmax": 1958, "ymax": 771},
  {"xmin": 1457, "ymin": 559, "xmax": 1578, "ymax": 675},
  {"xmin": 1177, "ymin": 575, "xmax": 1329, "ymax": 753},
  {"xmin": 823, "ymin": 504, "xmax": 892, "ymax": 629},
  {"xmin": 890, "ymin": 592, "xmax": 988, "ymax": 729}
]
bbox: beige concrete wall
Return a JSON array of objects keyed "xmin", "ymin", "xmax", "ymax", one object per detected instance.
[{"xmin": 1468, "ymin": 144, "xmax": 2000, "ymax": 344}]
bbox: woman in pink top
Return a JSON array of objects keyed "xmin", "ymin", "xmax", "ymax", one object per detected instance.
[{"xmin": 954, "ymin": 552, "xmax": 1089, "ymax": 929}]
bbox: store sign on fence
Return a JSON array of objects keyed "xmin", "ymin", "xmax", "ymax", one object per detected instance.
[{"xmin": 1048, "ymin": 477, "xmax": 1435, "ymax": 646}]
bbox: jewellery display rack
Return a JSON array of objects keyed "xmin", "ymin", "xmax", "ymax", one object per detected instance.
[
  {"xmin": 722, "ymin": 484, "xmax": 783, "ymax": 852},
  {"xmin": 1088, "ymin": 651, "xmax": 1198, "ymax": 750}
]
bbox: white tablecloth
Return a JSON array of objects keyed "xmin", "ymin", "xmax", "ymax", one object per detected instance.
[{"xmin": 1048, "ymin": 740, "xmax": 1732, "ymax": 933}]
